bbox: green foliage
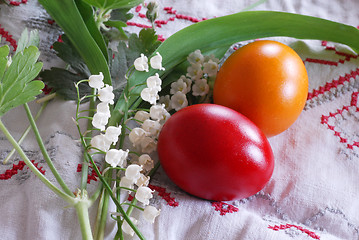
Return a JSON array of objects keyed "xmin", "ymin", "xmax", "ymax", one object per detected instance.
[
  {"xmin": 0, "ymin": 45, "xmax": 44, "ymax": 117},
  {"xmin": 38, "ymin": 0, "xmax": 111, "ymax": 84},
  {"xmin": 109, "ymin": 10, "xmax": 359, "ymax": 125},
  {"xmin": 41, "ymin": 35, "xmax": 91, "ymax": 101},
  {"xmin": 16, "ymin": 28, "xmax": 40, "ymax": 54},
  {"xmin": 82, "ymin": 0, "xmax": 143, "ymax": 11}
]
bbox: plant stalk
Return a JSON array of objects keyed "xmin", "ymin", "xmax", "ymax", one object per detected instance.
[
  {"xmin": 74, "ymin": 199, "xmax": 94, "ymax": 240},
  {"xmin": 23, "ymin": 103, "xmax": 74, "ymax": 197},
  {"xmin": 0, "ymin": 118, "xmax": 74, "ymax": 204}
]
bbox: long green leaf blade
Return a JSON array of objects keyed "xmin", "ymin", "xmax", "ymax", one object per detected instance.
[
  {"xmin": 109, "ymin": 11, "xmax": 359, "ymax": 125},
  {"xmin": 38, "ymin": 0, "xmax": 111, "ymax": 85}
]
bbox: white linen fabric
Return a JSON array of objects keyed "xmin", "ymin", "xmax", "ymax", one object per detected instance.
[{"xmin": 0, "ymin": 0, "xmax": 359, "ymax": 239}]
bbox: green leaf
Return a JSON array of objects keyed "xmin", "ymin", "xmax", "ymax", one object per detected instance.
[
  {"xmin": 82, "ymin": 0, "xmax": 143, "ymax": 11},
  {"xmin": 0, "ymin": 45, "xmax": 9, "ymax": 80},
  {"xmin": 109, "ymin": 28, "xmax": 161, "ymax": 96},
  {"xmin": 38, "ymin": 0, "xmax": 111, "ymax": 85},
  {"xmin": 0, "ymin": 46, "xmax": 44, "ymax": 117},
  {"xmin": 41, "ymin": 68, "xmax": 91, "ymax": 101},
  {"xmin": 16, "ymin": 29, "xmax": 40, "ymax": 54},
  {"xmin": 41, "ymin": 34, "xmax": 91, "ymax": 101},
  {"xmin": 109, "ymin": 11, "xmax": 359, "ymax": 125},
  {"xmin": 75, "ymin": 0, "xmax": 109, "ymax": 62},
  {"xmin": 52, "ymin": 34, "xmax": 91, "ymax": 76}
]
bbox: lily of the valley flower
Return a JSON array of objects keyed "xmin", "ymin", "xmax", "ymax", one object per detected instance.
[
  {"xmin": 150, "ymin": 52, "xmax": 165, "ymax": 71},
  {"xmin": 105, "ymin": 149, "xmax": 128, "ymax": 168},
  {"xmin": 203, "ymin": 59, "xmax": 219, "ymax": 77},
  {"xmin": 92, "ymin": 112, "xmax": 109, "ymax": 131},
  {"xmin": 187, "ymin": 49, "xmax": 204, "ymax": 65},
  {"xmin": 104, "ymin": 126, "xmax": 122, "ymax": 144},
  {"xmin": 129, "ymin": 127, "xmax": 148, "ymax": 147},
  {"xmin": 143, "ymin": 205, "xmax": 161, "ymax": 223},
  {"xmin": 96, "ymin": 102, "xmax": 111, "ymax": 118},
  {"xmin": 146, "ymin": 73, "xmax": 162, "ymax": 92},
  {"xmin": 192, "ymin": 78, "xmax": 210, "ymax": 96},
  {"xmin": 136, "ymin": 174, "xmax": 150, "ymax": 187},
  {"xmin": 138, "ymin": 154, "xmax": 154, "ymax": 172},
  {"xmin": 88, "ymin": 72, "xmax": 104, "ymax": 89},
  {"xmin": 149, "ymin": 104, "xmax": 170, "ymax": 122},
  {"xmin": 186, "ymin": 62, "xmax": 203, "ymax": 80},
  {"xmin": 134, "ymin": 110, "xmax": 150, "ymax": 123},
  {"xmin": 125, "ymin": 164, "xmax": 143, "ymax": 182},
  {"xmin": 134, "ymin": 54, "xmax": 149, "ymax": 72},
  {"xmin": 121, "ymin": 217, "xmax": 138, "ymax": 236},
  {"xmin": 120, "ymin": 176, "xmax": 134, "ymax": 190},
  {"xmin": 90, "ymin": 134, "xmax": 112, "ymax": 152},
  {"xmin": 170, "ymin": 91, "xmax": 188, "ymax": 111},
  {"xmin": 98, "ymin": 84, "xmax": 114, "ymax": 104},
  {"xmin": 170, "ymin": 78, "xmax": 189, "ymax": 95},
  {"xmin": 140, "ymin": 87, "xmax": 159, "ymax": 105},
  {"xmin": 139, "ymin": 136, "xmax": 157, "ymax": 154},
  {"xmin": 135, "ymin": 186, "xmax": 154, "ymax": 205},
  {"xmin": 142, "ymin": 119, "xmax": 162, "ymax": 137}
]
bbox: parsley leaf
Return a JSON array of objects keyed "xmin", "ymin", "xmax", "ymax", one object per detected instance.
[{"xmin": 0, "ymin": 45, "xmax": 44, "ymax": 117}]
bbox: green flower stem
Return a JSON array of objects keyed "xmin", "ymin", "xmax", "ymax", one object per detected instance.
[
  {"xmin": 0, "ymin": 118, "xmax": 74, "ymax": 204},
  {"xmin": 86, "ymin": 152, "xmax": 145, "ymax": 240},
  {"xmin": 80, "ymin": 88, "xmax": 97, "ymax": 192},
  {"xmin": 23, "ymin": 103, "xmax": 75, "ymax": 197},
  {"xmin": 74, "ymin": 199, "xmax": 94, "ymax": 240},
  {"xmin": 3, "ymin": 100, "xmax": 48, "ymax": 164},
  {"xmin": 94, "ymin": 187, "xmax": 110, "ymax": 240}
]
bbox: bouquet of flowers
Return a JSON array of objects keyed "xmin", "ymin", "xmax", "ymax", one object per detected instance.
[{"xmin": 0, "ymin": 0, "xmax": 359, "ymax": 239}]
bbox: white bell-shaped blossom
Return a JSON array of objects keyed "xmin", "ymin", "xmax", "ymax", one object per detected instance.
[
  {"xmin": 105, "ymin": 149, "xmax": 128, "ymax": 168},
  {"xmin": 204, "ymin": 54, "xmax": 220, "ymax": 64},
  {"xmin": 139, "ymin": 136, "xmax": 157, "ymax": 154},
  {"xmin": 146, "ymin": 73, "xmax": 162, "ymax": 92},
  {"xmin": 129, "ymin": 127, "xmax": 148, "ymax": 146},
  {"xmin": 186, "ymin": 62, "xmax": 203, "ymax": 80},
  {"xmin": 150, "ymin": 52, "xmax": 165, "ymax": 71},
  {"xmin": 125, "ymin": 164, "xmax": 143, "ymax": 182},
  {"xmin": 135, "ymin": 186, "xmax": 154, "ymax": 205},
  {"xmin": 140, "ymin": 87, "xmax": 159, "ymax": 105},
  {"xmin": 159, "ymin": 95, "xmax": 171, "ymax": 111},
  {"xmin": 149, "ymin": 104, "xmax": 170, "ymax": 121},
  {"xmin": 96, "ymin": 102, "xmax": 111, "ymax": 118},
  {"xmin": 142, "ymin": 119, "xmax": 162, "ymax": 137},
  {"xmin": 179, "ymin": 75, "xmax": 192, "ymax": 93},
  {"xmin": 104, "ymin": 126, "xmax": 122, "ymax": 144},
  {"xmin": 134, "ymin": 53, "xmax": 149, "ymax": 72},
  {"xmin": 120, "ymin": 176, "xmax": 134, "ymax": 190},
  {"xmin": 187, "ymin": 49, "xmax": 204, "ymax": 65},
  {"xmin": 203, "ymin": 59, "xmax": 218, "ymax": 77},
  {"xmin": 136, "ymin": 174, "xmax": 150, "ymax": 187},
  {"xmin": 88, "ymin": 72, "xmax": 104, "ymax": 89},
  {"xmin": 170, "ymin": 78, "xmax": 189, "ymax": 95},
  {"xmin": 134, "ymin": 110, "xmax": 150, "ymax": 123},
  {"xmin": 92, "ymin": 112, "xmax": 109, "ymax": 131},
  {"xmin": 170, "ymin": 91, "xmax": 188, "ymax": 111},
  {"xmin": 143, "ymin": 205, "xmax": 160, "ymax": 223},
  {"xmin": 90, "ymin": 134, "xmax": 112, "ymax": 152},
  {"xmin": 138, "ymin": 154, "xmax": 154, "ymax": 172},
  {"xmin": 121, "ymin": 217, "xmax": 138, "ymax": 236},
  {"xmin": 98, "ymin": 84, "xmax": 114, "ymax": 104},
  {"xmin": 192, "ymin": 79, "xmax": 210, "ymax": 96}
]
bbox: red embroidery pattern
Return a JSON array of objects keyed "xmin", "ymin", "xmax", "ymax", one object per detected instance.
[
  {"xmin": 321, "ymin": 91, "xmax": 359, "ymax": 149},
  {"xmin": 8, "ymin": 0, "xmax": 27, "ymax": 6},
  {"xmin": 148, "ymin": 184, "xmax": 179, "ymax": 207},
  {"xmin": 268, "ymin": 224, "xmax": 321, "ymax": 239},
  {"xmin": 127, "ymin": 5, "xmax": 208, "ymax": 41},
  {"xmin": 76, "ymin": 164, "xmax": 98, "ymax": 184},
  {"xmin": 307, "ymin": 68, "xmax": 359, "ymax": 100},
  {"xmin": 0, "ymin": 24, "xmax": 17, "ymax": 51},
  {"xmin": 211, "ymin": 201, "xmax": 239, "ymax": 216},
  {"xmin": 0, "ymin": 160, "xmax": 45, "ymax": 180}
]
